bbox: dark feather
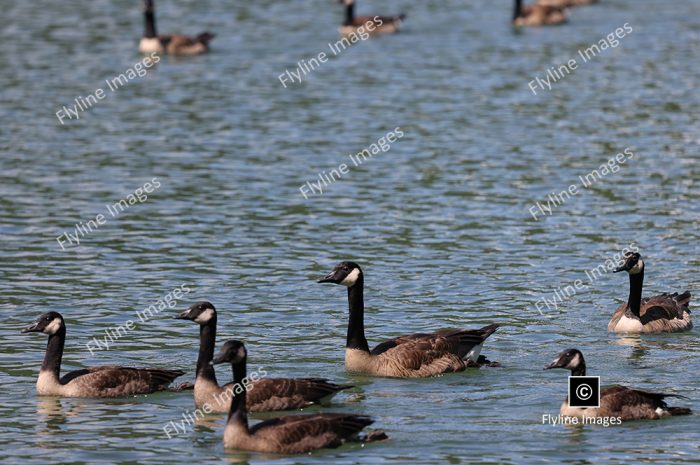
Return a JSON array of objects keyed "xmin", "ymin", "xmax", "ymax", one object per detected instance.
[
  {"xmin": 59, "ymin": 366, "xmax": 184, "ymax": 396},
  {"xmin": 221, "ymin": 378, "xmax": 353, "ymax": 412}
]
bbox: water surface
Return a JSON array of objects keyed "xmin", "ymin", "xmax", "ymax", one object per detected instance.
[{"xmin": 1, "ymin": 0, "xmax": 699, "ymax": 463}]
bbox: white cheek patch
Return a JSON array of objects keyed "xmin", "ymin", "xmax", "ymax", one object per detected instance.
[
  {"xmin": 194, "ymin": 308, "xmax": 215, "ymax": 324},
  {"xmin": 628, "ymin": 260, "xmax": 644, "ymax": 275},
  {"xmin": 236, "ymin": 347, "xmax": 246, "ymax": 361},
  {"xmin": 44, "ymin": 318, "xmax": 63, "ymax": 335},
  {"xmin": 340, "ymin": 268, "xmax": 360, "ymax": 287},
  {"xmin": 566, "ymin": 353, "xmax": 581, "ymax": 369}
]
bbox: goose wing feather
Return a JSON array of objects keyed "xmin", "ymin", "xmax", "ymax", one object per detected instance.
[
  {"xmin": 641, "ymin": 291, "xmax": 691, "ymax": 319},
  {"xmin": 249, "ymin": 414, "xmax": 373, "ymax": 453},
  {"xmin": 371, "ymin": 324, "xmax": 498, "ymax": 359},
  {"xmin": 225, "ymin": 378, "xmax": 352, "ymax": 412},
  {"xmin": 600, "ymin": 385, "xmax": 689, "ymax": 419},
  {"xmin": 60, "ymin": 366, "xmax": 184, "ymax": 396}
]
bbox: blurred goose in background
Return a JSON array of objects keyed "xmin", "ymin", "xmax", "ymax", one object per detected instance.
[
  {"xmin": 215, "ymin": 340, "xmax": 386, "ymax": 454},
  {"xmin": 545, "ymin": 349, "xmax": 691, "ymax": 421},
  {"xmin": 609, "ymin": 252, "xmax": 692, "ymax": 333},
  {"xmin": 22, "ymin": 312, "xmax": 184, "ymax": 397},
  {"xmin": 537, "ymin": 0, "xmax": 596, "ymax": 7},
  {"xmin": 176, "ymin": 301, "xmax": 352, "ymax": 412},
  {"xmin": 513, "ymin": 0, "xmax": 567, "ymax": 26},
  {"xmin": 338, "ymin": 0, "xmax": 405, "ymax": 36},
  {"xmin": 139, "ymin": 0, "xmax": 214, "ymax": 56},
  {"xmin": 318, "ymin": 262, "xmax": 499, "ymax": 378}
]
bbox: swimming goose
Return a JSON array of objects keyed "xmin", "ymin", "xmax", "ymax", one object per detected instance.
[
  {"xmin": 608, "ymin": 252, "xmax": 692, "ymax": 333},
  {"xmin": 22, "ymin": 312, "xmax": 184, "ymax": 397},
  {"xmin": 139, "ymin": 0, "xmax": 214, "ymax": 56},
  {"xmin": 545, "ymin": 348, "xmax": 691, "ymax": 421},
  {"xmin": 176, "ymin": 301, "xmax": 352, "ymax": 412},
  {"xmin": 537, "ymin": 0, "xmax": 596, "ymax": 7},
  {"xmin": 318, "ymin": 262, "xmax": 499, "ymax": 378},
  {"xmin": 214, "ymin": 340, "xmax": 386, "ymax": 454},
  {"xmin": 513, "ymin": 0, "xmax": 567, "ymax": 26},
  {"xmin": 338, "ymin": 0, "xmax": 405, "ymax": 36}
]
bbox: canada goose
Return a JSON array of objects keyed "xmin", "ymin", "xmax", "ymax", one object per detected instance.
[
  {"xmin": 513, "ymin": 0, "xmax": 567, "ymax": 26},
  {"xmin": 318, "ymin": 262, "xmax": 499, "ymax": 378},
  {"xmin": 537, "ymin": 0, "xmax": 596, "ymax": 7},
  {"xmin": 22, "ymin": 312, "xmax": 184, "ymax": 397},
  {"xmin": 545, "ymin": 348, "xmax": 691, "ymax": 421},
  {"xmin": 608, "ymin": 252, "xmax": 692, "ymax": 333},
  {"xmin": 338, "ymin": 0, "xmax": 405, "ymax": 36},
  {"xmin": 214, "ymin": 340, "xmax": 386, "ymax": 454},
  {"xmin": 176, "ymin": 301, "xmax": 352, "ymax": 412},
  {"xmin": 139, "ymin": 0, "xmax": 214, "ymax": 56}
]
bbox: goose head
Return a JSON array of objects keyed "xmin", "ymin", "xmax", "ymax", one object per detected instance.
[
  {"xmin": 338, "ymin": 0, "xmax": 355, "ymax": 5},
  {"xmin": 176, "ymin": 301, "xmax": 217, "ymax": 325},
  {"xmin": 614, "ymin": 252, "xmax": 644, "ymax": 275},
  {"xmin": 22, "ymin": 312, "xmax": 65, "ymax": 335},
  {"xmin": 544, "ymin": 348, "xmax": 585, "ymax": 372},
  {"xmin": 212, "ymin": 340, "xmax": 247, "ymax": 365},
  {"xmin": 318, "ymin": 261, "xmax": 363, "ymax": 287}
]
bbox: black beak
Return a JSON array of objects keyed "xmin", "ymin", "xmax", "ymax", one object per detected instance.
[
  {"xmin": 318, "ymin": 270, "xmax": 339, "ymax": 284},
  {"xmin": 544, "ymin": 360, "xmax": 560, "ymax": 370},
  {"xmin": 211, "ymin": 353, "xmax": 227, "ymax": 365},
  {"xmin": 22, "ymin": 322, "xmax": 41, "ymax": 333},
  {"xmin": 175, "ymin": 310, "xmax": 191, "ymax": 320},
  {"xmin": 613, "ymin": 264, "xmax": 628, "ymax": 273}
]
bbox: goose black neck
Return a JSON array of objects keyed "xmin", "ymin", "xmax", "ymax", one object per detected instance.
[
  {"xmin": 227, "ymin": 357, "xmax": 248, "ymax": 430},
  {"xmin": 513, "ymin": 0, "xmax": 522, "ymax": 20},
  {"xmin": 196, "ymin": 319, "xmax": 218, "ymax": 383},
  {"xmin": 144, "ymin": 1, "xmax": 157, "ymax": 38},
  {"xmin": 627, "ymin": 270, "xmax": 644, "ymax": 318},
  {"xmin": 344, "ymin": 3, "xmax": 355, "ymax": 26},
  {"xmin": 346, "ymin": 277, "xmax": 369, "ymax": 353},
  {"xmin": 43, "ymin": 328, "xmax": 65, "ymax": 378},
  {"xmin": 571, "ymin": 361, "xmax": 586, "ymax": 377}
]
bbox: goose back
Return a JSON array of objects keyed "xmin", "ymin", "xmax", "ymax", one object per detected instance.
[
  {"xmin": 560, "ymin": 386, "xmax": 691, "ymax": 421},
  {"xmin": 227, "ymin": 414, "xmax": 374, "ymax": 454}
]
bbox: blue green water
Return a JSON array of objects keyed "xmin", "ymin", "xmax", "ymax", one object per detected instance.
[{"xmin": 1, "ymin": 0, "xmax": 699, "ymax": 463}]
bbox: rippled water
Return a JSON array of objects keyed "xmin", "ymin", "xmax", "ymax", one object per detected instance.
[{"xmin": 1, "ymin": 0, "xmax": 699, "ymax": 463}]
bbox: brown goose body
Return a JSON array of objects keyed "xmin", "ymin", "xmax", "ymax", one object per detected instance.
[
  {"xmin": 339, "ymin": 0, "xmax": 405, "ymax": 36},
  {"xmin": 513, "ymin": 0, "xmax": 567, "ymax": 26},
  {"xmin": 537, "ymin": 0, "xmax": 597, "ymax": 7},
  {"xmin": 609, "ymin": 253, "xmax": 692, "ymax": 333},
  {"xmin": 196, "ymin": 377, "xmax": 352, "ymax": 413},
  {"xmin": 559, "ymin": 386, "xmax": 691, "ymax": 421},
  {"xmin": 319, "ymin": 262, "xmax": 500, "ymax": 378},
  {"xmin": 346, "ymin": 325, "xmax": 499, "ymax": 378},
  {"xmin": 139, "ymin": 0, "xmax": 214, "ymax": 56},
  {"xmin": 177, "ymin": 302, "xmax": 352, "ymax": 413},
  {"xmin": 215, "ymin": 340, "xmax": 384, "ymax": 454},
  {"xmin": 23, "ymin": 312, "xmax": 184, "ymax": 398},
  {"xmin": 546, "ymin": 349, "xmax": 691, "ymax": 422}
]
